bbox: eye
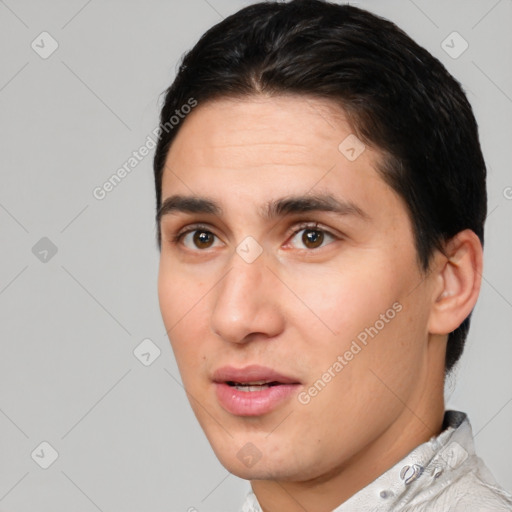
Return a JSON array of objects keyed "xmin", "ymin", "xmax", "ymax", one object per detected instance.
[
  {"xmin": 171, "ymin": 224, "xmax": 222, "ymax": 250},
  {"xmin": 286, "ymin": 222, "xmax": 338, "ymax": 250},
  {"xmin": 168, "ymin": 222, "xmax": 339, "ymax": 252}
]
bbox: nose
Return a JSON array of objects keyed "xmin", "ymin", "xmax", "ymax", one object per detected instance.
[{"xmin": 210, "ymin": 246, "xmax": 285, "ymax": 345}]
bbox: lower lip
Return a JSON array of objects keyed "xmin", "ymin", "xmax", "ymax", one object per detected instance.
[{"xmin": 214, "ymin": 382, "xmax": 300, "ymax": 416}]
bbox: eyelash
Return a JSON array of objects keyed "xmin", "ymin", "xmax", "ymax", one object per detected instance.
[{"xmin": 169, "ymin": 222, "xmax": 339, "ymax": 251}]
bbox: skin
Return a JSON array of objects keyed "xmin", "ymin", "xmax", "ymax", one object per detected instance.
[{"xmin": 157, "ymin": 95, "xmax": 483, "ymax": 512}]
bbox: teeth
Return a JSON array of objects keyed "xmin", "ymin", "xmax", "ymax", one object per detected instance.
[
  {"xmin": 234, "ymin": 384, "xmax": 271, "ymax": 392},
  {"xmin": 226, "ymin": 380, "xmax": 281, "ymax": 391}
]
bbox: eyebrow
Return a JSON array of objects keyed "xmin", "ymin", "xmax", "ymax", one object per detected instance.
[{"xmin": 157, "ymin": 193, "xmax": 369, "ymax": 224}]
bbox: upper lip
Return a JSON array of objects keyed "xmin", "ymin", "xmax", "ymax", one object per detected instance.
[{"xmin": 212, "ymin": 364, "xmax": 301, "ymax": 385}]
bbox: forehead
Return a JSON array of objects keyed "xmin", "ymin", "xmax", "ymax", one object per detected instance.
[
  {"xmin": 164, "ymin": 95, "xmax": 360, "ymax": 174},
  {"xmin": 160, "ymin": 95, "xmax": 404, "ymax": 226}
]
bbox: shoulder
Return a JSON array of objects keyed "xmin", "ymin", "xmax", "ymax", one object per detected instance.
[
  {"xmin": 459, "ymin": 460, "xmax": 512, "ymax": 510},
  {"xmin": 440, "ymin": 468, "xmax": 512, "ymax": 511}
]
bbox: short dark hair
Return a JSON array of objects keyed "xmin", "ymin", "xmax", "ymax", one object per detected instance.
[{"xmin": 153, "ymin": 0, "xmax": 487, "ymax": 373}]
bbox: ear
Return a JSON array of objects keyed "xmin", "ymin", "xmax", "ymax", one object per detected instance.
[{"xmin": 428, "ymin": 229, "xmax": 483, "ymax": 335}]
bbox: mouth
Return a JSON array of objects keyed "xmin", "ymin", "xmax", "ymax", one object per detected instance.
[{"xmin": 212, "ymin": 365, "xmax": 301, "ymax": 416}]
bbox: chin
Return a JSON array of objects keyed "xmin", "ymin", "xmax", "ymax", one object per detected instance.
[
  {"xmin": 210, "ymin": 440, "xmax": 306, "ymax": 482},
  {"xmin": 222, "ymin": 459, "xmax": 293, "ymax": 481}
]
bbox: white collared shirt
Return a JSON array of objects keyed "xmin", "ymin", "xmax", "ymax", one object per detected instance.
[{"xmin": 240, "ymin": 410, "xmax": 512, "ymax": 511}]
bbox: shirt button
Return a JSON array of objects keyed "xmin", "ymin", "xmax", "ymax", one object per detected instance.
[{"xmin": 400, "ymin": 464, "xmax": 424, "ymax": 485}]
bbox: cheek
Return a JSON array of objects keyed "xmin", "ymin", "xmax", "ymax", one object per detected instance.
[
  {"xmin": 157, "ymin": 261, "xmax": 209, "ymax": 374},
  {"xmin": 158, "ymin": 254, "xmax": 209, "ymax": 325},
  {"xmin": 299, "ymin": 285, "xmax": 428, "ymax": 419},
  {"xmin": 284, "ymin": 259, "xmax": 404, "ymax": 342},
  {"xmin": 285, "ymin": 253, "xmax": 426, "ymax": 383}
]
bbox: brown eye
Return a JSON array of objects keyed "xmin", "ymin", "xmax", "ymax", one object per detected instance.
[
  {"xmin": 302, "ymin": 229, "xmax": 325, "ymax": 249},
  {"xmin": 173, "ymin": 225, "xmax": 221, "ymax": 250},
  {"xmin": 192, "ymin": 230, "xmax": 215, "ymax": 249},
  {"xmin": 288, "ymin": 224, "xmax": 336, "ymax": 250}
]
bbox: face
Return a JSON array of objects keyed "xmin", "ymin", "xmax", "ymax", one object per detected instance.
[{"xmin": 157, "ymin": 95, "xmax": 439, "ymax": 482}]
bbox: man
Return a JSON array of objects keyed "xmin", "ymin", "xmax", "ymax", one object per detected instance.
[{"xmin": 152, "ymin": 1, "xmax": 512, "ymax": 510}]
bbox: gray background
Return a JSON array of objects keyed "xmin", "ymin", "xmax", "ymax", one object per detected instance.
[{"xmin": 0, "ymin": 0, "xmax": 511, "ymax": 511}]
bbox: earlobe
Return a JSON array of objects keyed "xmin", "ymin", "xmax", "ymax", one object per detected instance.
[{"xmin": 428, "ymin": 230, "xmax": 483, "ymax": 335}]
